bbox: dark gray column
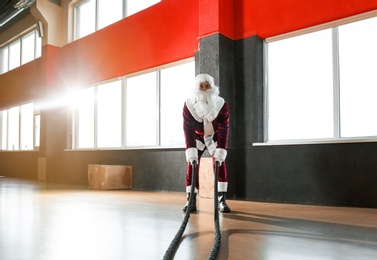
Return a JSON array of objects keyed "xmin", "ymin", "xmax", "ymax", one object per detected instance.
[
  {"xmin": 195, "ymin": 33, "xmax": 236, "ymax": 147},
  {"xmin": 194, "ymin": 34, "xmax": 237, "ymax": 197},
  {"xmin": 234, "ymin": 35, "xmax": 264, "ymax": 145}
]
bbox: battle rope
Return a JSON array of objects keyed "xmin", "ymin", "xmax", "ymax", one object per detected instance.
[
  {"xmin": 208, "ymin": 161, "xmax": 221, "ymax": 260},
  {"xmin": 163, "ymin": 160, "xmax": 197, "ymax": 260},
  {"xmin": 162, "ymin": 160, "xmax": 222, "ymax": 260}
]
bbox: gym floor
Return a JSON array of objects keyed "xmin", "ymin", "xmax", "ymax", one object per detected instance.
[{"xmin": 1, "ymin": 177, "xmax": 376, "ymax": 260}]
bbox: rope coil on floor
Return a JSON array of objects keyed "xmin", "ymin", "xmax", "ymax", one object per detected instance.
[{"xmin": 163, "ymin": 160, "xmax": 222, "ymax": 260}]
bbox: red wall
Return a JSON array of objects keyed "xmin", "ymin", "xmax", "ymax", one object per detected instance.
[
  {"xmin": 0, "ymin": 0, "xmax": 199, "ymax": 107},
  {"xmin": 1, "ymin": 0, "xmax": 377, "ymax": 107},
  {"xmin": 56, "ymin": 0, "xmax": 199, "ymax": 91},
  {"xmin": 199, "ymin": 0, "xmax": 234, "ymax": 39},
  {"xmin": 0, "ymin": 57, "xmax": 45, "ymax": 107},
  {"xmin": 234, "ymin": 0, "xmax": 377, "ymax": 39},
  {"xmin": 56, "ymin": 0, "xmax": 377, "ymax": 92}
]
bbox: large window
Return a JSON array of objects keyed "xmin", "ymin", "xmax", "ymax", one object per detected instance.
[
  {"xmin": 126, "ymin": 72, "xmax": 158, "ymax": 147},
  {"xmin": 20, "ymin": 103, "xmax": 34, "ymax": 150},
  {"xmin": 70, "ymin": 60, "xmax": 194, "ymax": 149},
  {"xmin": 74, "ymin": 0, "xmax": 161, "ymax": 40},
  {"xmin": 338, "ymin": 18, "xmax": 377, "ymax": 138},
  {"xmin": 74, "ymin": 88, "xmax": 95, "ymax": 148},
  {"xmin": 0, "ymin": 103, "xmax": 39, "ymax": 151},
  {"xmin": 97, "ymin": 81, "xmax": 122, "ymax": 148},
  {"xmin": 0, "ymin": 29, "xmax": 41, "ymax": 74},
  {"xmin": 160, "ymin": 62, "xmax": 193, "ymax": 145},
  {"xmin": 266, "ymin": 15, "xmax": 377, "ymax": 142}
]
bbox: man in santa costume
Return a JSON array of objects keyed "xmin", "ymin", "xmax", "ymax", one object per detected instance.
[{"xmin": 183, "ymin": 73, "xmax": 231, "ymax": 213}]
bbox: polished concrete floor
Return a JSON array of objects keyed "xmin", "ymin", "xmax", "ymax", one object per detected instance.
[{"xmin": 1, "ymin": 177, "xmax": 377, "ymax": 260}]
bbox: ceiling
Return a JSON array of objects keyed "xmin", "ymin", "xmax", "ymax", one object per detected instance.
[
  {"xmin": 0, "ymin": 0, "xmax": 31, "ymax": 33},
  {"xmin": 0, "ymin": 0, "xmax": 61, "ymax": 34}
]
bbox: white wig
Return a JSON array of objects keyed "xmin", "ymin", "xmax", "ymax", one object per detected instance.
[{"xmin": 192, "ymin": 74, "xmax": 219, "ymax": 96}]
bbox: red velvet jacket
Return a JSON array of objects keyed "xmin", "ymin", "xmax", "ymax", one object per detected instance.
[{"xmin": 183, "ymin": 101, "xmax": 229, "ymax": 150}]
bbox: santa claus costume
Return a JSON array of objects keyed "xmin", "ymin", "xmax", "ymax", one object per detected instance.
[{"xmin": 183, "ymin": 73, "xmax": 231, "ymax": 213}]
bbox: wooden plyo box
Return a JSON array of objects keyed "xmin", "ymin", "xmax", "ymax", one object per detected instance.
[{"xmin": 88, "ymin": 164, "xmax": 132, "ymax": 190}]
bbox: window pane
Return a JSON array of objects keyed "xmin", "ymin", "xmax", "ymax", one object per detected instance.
[
  {"xmin": 35, "ymin": 32, "xmax": 42, "ymax": 58},
  {"xmin": 1, "ymin": 111, "xmax": 7, "ymax": 150},
  {"xmin": 339, "ymin": 17, "xmax": 377, "ymax": 137},
  {"xmin": 20, "ymin": 103, "xmax": 34, "ymax": 150},
  {"xmin": 126, "ymin": 72, "xmax": 157, "ymax": 146},
  {"xmin": 97, "ymin": 81, "xmax": 122, "ymax": 147},
  {"xmin": 98, "ymin": 0, "xmax": 123, "ymax": 30},
  {"xmin": 8, "ymin": 107, "xmax": 20, "ymax": 150},
  {"xmin": 126, "ymin": 0, "xmax": 160, "ymax": 16},
  {"xmin": 160, "ymin": 62, "xmax": 194, "ymax": 145},
  {"xmin": 76, "ymin": 0, "xmax": 96, "ymax": 39},
  {"xmin": 34, "ymin": 114, "xmax": 40, "ymax": 148},
  {"xmin": 9, "ymin": 40, "xmax": 21, "ymax": 70},
  {"xmin": 268, "ymin": 29, "xmax": 334, "ymax": 140},
  {"xmin": 21, "ymin": 32, "xmax": 36, "ymax": 65},
  {"xmin": 1, "ymin": 47, "xmax": 9, "ymax": 73},
  {"xmin": 76, "ymin": 88, "xmax": 94, "ymax": 148}
]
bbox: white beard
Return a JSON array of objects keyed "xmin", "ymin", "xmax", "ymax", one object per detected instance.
[{"xmin": 193, "ymin": 89, "xmax": 218, "ymax": 121}]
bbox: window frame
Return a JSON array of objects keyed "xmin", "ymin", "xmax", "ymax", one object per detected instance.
[
  {"xmin": 124, "ymin": 71, "xmax": 160, "ymax": 147},
  {"xmin": 68, "ymin": 58, "xmax": 194, "ymax": 151},
  {"xmin": 261, "ymin": 10, "xmax": 377, "ymax": 146},
  {"xmin": 0, "ymin": 28, "xmax": 41, "ymax": 74},
  {"xmin": 0, "ymin": 102, "xmax": 39, "ymax": 152},
  {"xmin": 73, "ymin": 0, "xmax": 161, "ymax": 41}
]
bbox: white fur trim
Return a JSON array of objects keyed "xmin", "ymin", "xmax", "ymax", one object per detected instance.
[
  {"xmin": 186, "ymin": 96, "xmax": 225, "ymax": 122},
  {"xmin": 214, "ymin": 148, "xmax": 227, "ymax": 163},
  {"xmin": 218, "ymin": 182, "xmax": 228, "ymax": 192},
  {"xmin": 186, "ymin": 185, "xmax": 198, "ymax": 193},
  {"xmin": 196, "ymin": 140, "xmax": 206, "ymax": 151},
  {"xmin": 205, "ymin": 135, "xmax": 217, "ymax": 155},
  {"xmin": 193, "ymin": 74, "xmax": 219, "ymax": 96},
  {"xmin": 205, "ymin": 97, "xmax": 224, "ymax": 122},
  {"xmin": 186, "ymin": 98, "xmax": 203, "ymax": 122},
  {"xmin": 195, "ymin": 74, "xmax": 215, "ymax": 88},
  {"xmin": 185, "ymin": 147, "xmax": 198, "ymax": 163}
]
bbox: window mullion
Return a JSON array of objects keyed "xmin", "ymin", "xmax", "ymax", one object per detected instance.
[
  {"xmin": 123, "ymin": 0, "xmax": 127, "ymax": 18},
  {"xmin": 156, "ymin": 71, "xmax": 161, "ymax": 146},
  {"xmin": 332, "ymin": 27, "xmax": 341, "ymax": 139},
  {"xmin": 18, "ymin": 106, "xmax": 21, "ymax": 150},
  {"xmin": 75, "ymin": 5, "xmax": 80, "ymax": 40},
  {"xmin": 0, "ymin": 49, "xmax": 2, "ymax": 73},
  {"xmin": 0, "ymin": 112, "xmax": 2, "ymax": 149},
  {"xmin": 6, "ymin": 110, "xmax": 9, "ymax": 150},
  {"xmin": 34, "ymin": 31, "xmax": 37, "ymax": 59},
  {"xmin": 121, "ymin": 78, "xmax": 126, "ymax": 147},
  {"xmin": 94, "ymin": 87, "xmax": 98, "ymax": 148},
  {"xmin": 70, "ymin": 109, "xmax": 75, "ymax": 149},
  {"xmin": 19, "ymin": 39, "xmax": 22, "ymax": 66},
  {"xmin": 95, "ymin": 0, "xmax": 99, "ymax": 31},
  {"xmin": 73, "ymin": 109, "xmax": 79, "ymax": 149},
  {"xmin": 7, "ymin": 46, "xmax": 10, "ymax": 72},
  {"xmin": 263, "ymin": 41, "xmax": 269, "ymax": 143}
]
